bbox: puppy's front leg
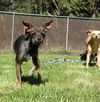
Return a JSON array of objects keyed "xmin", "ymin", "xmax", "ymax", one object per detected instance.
[
  {"xmin": 86, "ymin": 45, "xmax": 91, "ymax": 68},
  {"xmin": 86, "ymin": 53, "xmax": 91, "ymax": 68},
  {"xmin": 97, "ymin": 47, "xmax": 100, "ymax": 67},
  {"xmin": 29, "ymin": 56, "xmax": 41, "ymax": 82}
]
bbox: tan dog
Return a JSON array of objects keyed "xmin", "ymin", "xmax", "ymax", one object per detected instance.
[{"xmin": 86, "ymin": 29, "xmax": 100, "ymax": 68}]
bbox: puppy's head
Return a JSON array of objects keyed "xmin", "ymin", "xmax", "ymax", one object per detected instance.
[
  {"xmin": 86, "ymin": 29, "xmax": 100, "ymax": 40},
  {"xmin": 22, "ymin": 20, "xmax": 53, "ymax": 44}
]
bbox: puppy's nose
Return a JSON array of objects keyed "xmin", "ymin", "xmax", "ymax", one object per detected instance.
[
  {"xmin": 95, "ymin": 36, "xmax": 98, "ymax": 38},
  {"xmin": 38, "ymin": 37, "xmax": 41, "ymax": 41}
]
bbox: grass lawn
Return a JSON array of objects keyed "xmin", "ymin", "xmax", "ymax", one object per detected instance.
[{"xmin": 0, "ymin": 54, "xmax": 100, "ymax": 102}]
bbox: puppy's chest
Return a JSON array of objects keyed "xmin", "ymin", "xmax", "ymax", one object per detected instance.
[{"xmin": 90, "ymin": 40, "xmax": 100, "ymax": 52}]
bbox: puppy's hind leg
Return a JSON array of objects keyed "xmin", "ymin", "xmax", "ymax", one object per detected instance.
[
  {"xmin": 16, "ymin": 62, "xmax": 22, "ymax": 88},
  {"xmin": 89, "ymin": 55, "xmax": 93, "ymax": 66}
]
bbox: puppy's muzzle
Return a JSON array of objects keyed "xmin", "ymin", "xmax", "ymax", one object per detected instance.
[
  {"xmin": 95, "ymin": 36, "xmax": 99, "ymax": 39},
  {"xmin": 36, "ymin": 37, "xmax": 43, "ymax": 43}
]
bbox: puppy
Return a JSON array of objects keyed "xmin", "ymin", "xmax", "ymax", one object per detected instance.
[
  {"xmin": 80, "ymin": 50, "xmax": 97, "ymax": 61},
  {"xmin": 86, "ymin": 29, "xmax": 100, "ymax": 68},
  {"xmin": 14, "ymin": 20, "xmax": 53, "ymax": 88}
]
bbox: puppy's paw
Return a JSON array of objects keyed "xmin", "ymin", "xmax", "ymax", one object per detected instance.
[
  {"xmin": 86, "ymin": 64, "xmax": 89, "ymax": 68},
  {"xmin": 16, "ymin": 81, "xmax": 21, "ymax": 88},
  {"xmin": 29, "ymin": 68, "xmax": 34, "ymax": 76},
  {"xmin": 86, "ymin": 66, "xmax": 89, "ymax": 68},
  {"xmin": 96, "ymin": 64, "xmax": 100, "ymax": 67}
]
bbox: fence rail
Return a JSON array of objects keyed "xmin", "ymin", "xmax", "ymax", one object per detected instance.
[{"xmin": 0, "ymin": 11, "xmax": 100, "ymax": 53}]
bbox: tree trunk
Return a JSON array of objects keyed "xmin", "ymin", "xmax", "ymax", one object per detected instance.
[
  {"xmin": 52, "ymin": 0, "xmax": 60, "ymax": 15},
  {"xmin": 38, "ymin": 0, "xmax": 42, "ymax": 14}
]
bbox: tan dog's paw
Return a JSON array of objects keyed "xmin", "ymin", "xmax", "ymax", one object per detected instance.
[
  {"xmin": 96, "ymin": 64, "xmax": 100, "ymax": 67},
  {"xmin": 16, "ymin": 81, "xmax": 21, "ymax": 88},
  {"xmin": 86, "ymin": 65, "xmax": 89, "ymax": 68}
]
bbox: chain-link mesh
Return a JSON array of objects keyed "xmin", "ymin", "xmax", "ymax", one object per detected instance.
[
  {"xmin": 0, "ymin": 13, "xmax": 12, "ymax": 51},
  {"xmin": 68, "ymin": 18, "xmax": 100, "ymax": 53},
  {"xmin": 14, "ymin": 15, "xmax": 67, "ymax": 50},
  {"xmin": 1, "ymin": 12, "xmax": 100, "ymax": 54}
]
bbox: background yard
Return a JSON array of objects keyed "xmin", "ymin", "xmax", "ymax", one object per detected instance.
[
  {"xmin": 1, "ymin": 1, "xmax": 100, "ymax": 102},
  {"xmin": 0, "ymin": 53, "xmax": 100, "ymax": 102}
]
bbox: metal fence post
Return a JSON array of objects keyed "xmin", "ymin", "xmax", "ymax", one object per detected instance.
[
  {"xmin": 11, "ymin": 12, "xmax": 15, "ymax": 50},
  {"xmin": 65, "ymin": 17, "xmax": 69, "ymax": 51}
]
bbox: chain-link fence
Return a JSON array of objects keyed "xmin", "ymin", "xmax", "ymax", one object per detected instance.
[{"xmin": 0, "ymin": 11, "xmax": 100, "ymax": 54}]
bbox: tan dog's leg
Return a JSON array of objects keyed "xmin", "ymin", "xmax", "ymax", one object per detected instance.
[
  {"xmin": 97, "ymin": 47, "xmax": 100, "ymax": 67},
  {"xmin": 86, "ymin": 45, "xmax": 91, "ymax": 68}
]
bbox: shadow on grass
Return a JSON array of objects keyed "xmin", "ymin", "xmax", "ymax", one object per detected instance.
[
  {"xmin": 21, "ymin": 75, "xmax": 48, "ymax": 85},
  {"xmin": 0, "ymin": 93, "xmax": 4, "ymax": 99},
  {"xmin": 83, "ymin": 62, "xmax": 96, "ymax": 67}
]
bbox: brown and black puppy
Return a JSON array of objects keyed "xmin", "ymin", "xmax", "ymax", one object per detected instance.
[
  {"xmin": 86, "ymin": 29, "xmax": 100, "ymax": 68},
  {"xmin": 14, "ymin": 20, "xmax": 53, "ymax": 88}
]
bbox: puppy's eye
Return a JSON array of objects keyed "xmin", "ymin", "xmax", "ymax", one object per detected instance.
[
  {"xmin": 32, "ymin": 32, "xmax": 36, "ymax": 35},
  {"xmin": 92, "ymin": 33, "xmax": 95, "ymax": 35},
  {"xmin": 31, "ymin": 33, "xmax": 36, "ymax": 38}
]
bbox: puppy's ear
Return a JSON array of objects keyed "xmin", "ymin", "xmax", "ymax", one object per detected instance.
[
  {"xmin": 43, "ymin": 20, "xmax": 53, "ymax": 32},
  {"xmin": 86, "ymin": 29, "xmax": 92, "ymax": 35},
  {"xmin": 85, "ymin": 29, "xmax": 92, "ymax": 44},
  {"xmin": 22, "ymin": 21, "xmax": 33, "ymax": 33}
]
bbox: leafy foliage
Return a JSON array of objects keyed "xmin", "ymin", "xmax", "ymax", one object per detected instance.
[{"xmin": 0, "ymin": 0, "xmax": 100, "ymax": 18}]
